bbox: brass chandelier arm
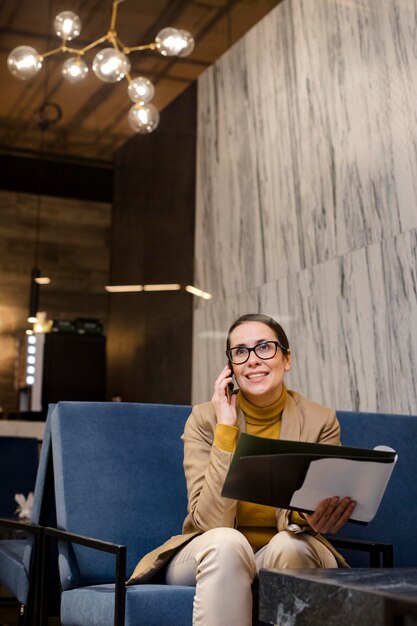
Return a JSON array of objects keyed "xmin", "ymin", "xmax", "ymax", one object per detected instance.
[
  {"xmin": 110, "ymin": 0, "xmax": 122, "ymax": 33},
  {"xmin": 78, "ymin": 34, "xmax": 111, "ymax": 55},
  {"xmin": 123, "ymin": 43, "xmax": 156, "ymax": 54},
  {"xmin": 7, "ymin": 0, "xmax": 194, "ymax": 134},
  {"xmin": 41, "ymin": 36, "xmax": 114, "ymax": 59},
  {"xmin": 41, "ymin": 45, "xmax": 68, "ymax": 59}
]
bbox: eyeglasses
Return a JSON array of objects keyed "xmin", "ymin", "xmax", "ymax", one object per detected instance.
[{"xmin": 226, "ymin": 341, "xmax": 288, "ymax": 365}]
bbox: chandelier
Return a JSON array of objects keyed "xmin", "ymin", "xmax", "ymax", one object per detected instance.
[{"xmin": 7, "ymin": 0, "xmax": 195, "ymax": 134}]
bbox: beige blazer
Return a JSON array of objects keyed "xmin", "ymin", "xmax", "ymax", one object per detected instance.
[{"xmin": 128, "ymin": 389, "xmax": 348, "ymax": 584}]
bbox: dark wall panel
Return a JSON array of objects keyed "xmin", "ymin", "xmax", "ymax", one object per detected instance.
[
  {"xmin": 0, "ymin": 153, "xmax": 113, "ymax": 202},
  {"xmin": 107, "ymin": 82, "xmax": 196, "ymax": 405}
]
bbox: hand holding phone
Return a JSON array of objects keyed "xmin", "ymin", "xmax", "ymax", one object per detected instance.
[{"xmin": 212, "ymin": 364, "xmax": 237, "ymax": 425}]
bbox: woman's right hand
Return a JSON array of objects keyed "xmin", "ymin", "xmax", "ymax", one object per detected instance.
[{"xmin": 211, "ymin": 365, "xmax": 237, "ymax": 425}]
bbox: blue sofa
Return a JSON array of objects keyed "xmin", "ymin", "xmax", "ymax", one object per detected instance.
[
  {"xmin": 0, "ymin": 409, "xmax": 57, "ymax": 626},
  {"xmin": 44, "ymin": 402, "xmax": 416, "ymax": 626},
  {"xmin": 334, "ymin": 410, "xmax": 417, "ymax": 567},
  {"xmin": 47, "ymin": 402, "xmax": 194, "ymax": 626}
]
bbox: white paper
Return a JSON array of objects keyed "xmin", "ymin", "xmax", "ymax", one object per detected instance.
[{"xmin": 289, "ymin": 448, "xmax": 397, "ymax": 523}]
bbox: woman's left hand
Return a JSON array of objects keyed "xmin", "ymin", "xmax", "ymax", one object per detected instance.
[{"xmin": 305, "ymin": 496, "xmax": 356, "ymax": 534}]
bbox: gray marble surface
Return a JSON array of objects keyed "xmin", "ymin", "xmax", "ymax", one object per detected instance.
[
  {"xmin": 192, "ymin": 0, "xmax": 417, "ymax": 414},
  {"xmin": 259, "ymin": 568, "xmax": 417, "ymax": 625}
]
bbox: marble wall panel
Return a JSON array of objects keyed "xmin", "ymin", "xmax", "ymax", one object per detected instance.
[
  {"xmin": 193, "ymin": 0, "xmax": 417, "ymax": 414},
  {"xmin": 193, "ymin": 228, "xmax": 417, "ymax": 413}
]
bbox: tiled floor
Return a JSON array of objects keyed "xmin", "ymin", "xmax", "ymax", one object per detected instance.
[
  {"xmin": 0, "ymin": 595, "xmax": 61, "ymax": 626},
  {"xmin": 0, "ymin": 598, "xmax": 20, "ymax": 626}
]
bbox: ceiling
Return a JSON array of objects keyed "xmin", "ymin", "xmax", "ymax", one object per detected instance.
[{"xmin": 0, "ymin": 0, "xmax": 280, "ymax": 163}]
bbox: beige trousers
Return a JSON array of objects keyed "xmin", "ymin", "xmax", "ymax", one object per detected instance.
[{"xmin": 165, "ymin": 527, "xmax": 337, "ymax": 626}]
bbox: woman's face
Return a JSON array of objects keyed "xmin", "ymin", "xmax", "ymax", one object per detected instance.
[{"xmin": 228, "ymin": 321, "xmax": 291, "ymax": 407}]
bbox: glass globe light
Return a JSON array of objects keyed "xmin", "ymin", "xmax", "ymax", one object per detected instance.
[
  {"xmin": 54, "ymin": 11, "xmax": 81, "ymax": 40},
  {"xmin": 176, "ymin": 30, "xmax": 195, "ymax": 57},
  {"xmin": 92, "ymin": 48, "xmax": 131, "ymax": 83},
  {"xmin": 7, "ymin": 46, "xmax": 42, "ymax": 80},
  {"xmin": 62, "ymin": 56, "xmax": 88, "ymax": 83},
  {"xmin": 128, "ymin": 103, "xmax": 160, "ymax": 134},
  {"xmin": 127, "ymin": 77, "xmax": 155, "ymax": 103},
  {"xmin": 155, "ymin": 28, "xmax": 194, "ymax": 57}
]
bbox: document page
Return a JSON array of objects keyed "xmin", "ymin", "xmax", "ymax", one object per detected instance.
[{"xmin": 289, "ymin": 449, "xmax": 397, "ymax": 523}]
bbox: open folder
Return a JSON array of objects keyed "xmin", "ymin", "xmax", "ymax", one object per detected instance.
[{"xmin": 221, "ymin": 433, "xmax": 397, "ymax": 524}]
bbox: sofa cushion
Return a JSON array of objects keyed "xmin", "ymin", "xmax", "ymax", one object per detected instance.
[{"xmin": 61, "ymin": 583, "xmax": 194, "ymax": 626}]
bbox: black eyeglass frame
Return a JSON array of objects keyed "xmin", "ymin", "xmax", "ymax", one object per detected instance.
[{"xmin": 226, "ymin": 340, "xmax": 289, "ymax": 365}]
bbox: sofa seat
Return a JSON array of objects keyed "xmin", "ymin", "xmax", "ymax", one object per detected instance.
[
  {"xmin": 0, "ymin": 539, "xmax": 29, "ymax": 604},
  {"xmin": 61, "ymin": 583, "xmax": 195, "ymax": 626}
]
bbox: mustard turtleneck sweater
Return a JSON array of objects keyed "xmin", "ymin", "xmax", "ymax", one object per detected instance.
[{"xmin": 214, "ymin": 386, "xmax": 307, "ymax": 551}]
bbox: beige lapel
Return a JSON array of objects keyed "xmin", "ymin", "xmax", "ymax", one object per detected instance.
[{"xmin": 280, "ymin": 392, "xmax": 302, "ymax": 441}]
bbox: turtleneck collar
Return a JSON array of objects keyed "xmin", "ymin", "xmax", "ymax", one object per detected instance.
[{"xmin": 237, "ymin": 386, "xmax": 287, "ymax": 425}]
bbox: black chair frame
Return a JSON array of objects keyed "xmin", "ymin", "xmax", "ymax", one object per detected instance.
[
  {"xmin": 0, "ymin": 517, "xmax": 43, "ymax": 626},
  {"xmin": 328, "ymin": 536, "xmax": 394, "ymax": 567},
  {"xmin": 43, "ymin": 526, "xmax": 127, "ymax": 626}
]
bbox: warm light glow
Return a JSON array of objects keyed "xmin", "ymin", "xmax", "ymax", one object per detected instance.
[
  {"xmin": 155, "ymin": 28, "xmax": 194, "ymax": 57},
  {"xmin": 128, "ymin": 102, "xmax": 159, "ymax": 133},
  {"xmin": 26, "ymin": 330, "xmax": 34, "ymax": 336},
  {"xmin": 34, "ymin": 276, "xmax": 51, "ymax": 285},
  {"xmin": 127, "ymin": 76, "xmax": 155, "ymax": 103},
  {"xmin": 143, "ymin": 284, "xmax": 181, "ymax": 291},
  {"xmin": 54, "ymin": 11, "xmax": 81, "ymax": 40},
  {"xmin": 185, "ymin": 285, "xmax": 213, "ymax": 300},
  {"xmin": 7, "ymin": 46, "xmax": 42, "ymax": 80},
  {"xmin": 28, "ymin": 316, "xmax": 38, "ymax": 324},
  {"xmin": 105, "ymin": 285, "xmax": 144, "ymax": 292},
  {"xmin": 92, "ymin": 48, "xmax": 130, "ymax": 83},
  {"xmin": 62, "ymin": 56, "xmax": 88, "ymax": 83}
]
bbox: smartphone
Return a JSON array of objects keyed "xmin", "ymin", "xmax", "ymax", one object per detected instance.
[{"xmin": 226, "ymin": 361, "xmax": 234, "ymax": 401}]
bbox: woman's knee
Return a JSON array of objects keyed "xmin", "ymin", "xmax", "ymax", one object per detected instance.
[
  {"xmin": 261, "ymin": 531, "xmax": 336, "ymax": 569},
  {"xmin": 198, "ymin": 527, "xmax": 252, "ymax": 555},
  {"xmin": 195, "ymin": 528, "xmax": 255, "ymax": 574},
  {"xmin": 262, "ymin": 531, "xmax": 311, "ymax": 569}
]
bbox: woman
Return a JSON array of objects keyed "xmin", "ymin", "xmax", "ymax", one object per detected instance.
[{"xmin": 129, "ymin": 313, "xmax": 356, "ymax": 625}]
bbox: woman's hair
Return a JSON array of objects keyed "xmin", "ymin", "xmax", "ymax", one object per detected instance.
[{"xmin": 226, "ymin": 313, "xmax": 290, "ymax": 353}]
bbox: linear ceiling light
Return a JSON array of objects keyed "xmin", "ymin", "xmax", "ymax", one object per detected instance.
[
  {"xmin": 34, "ymin": 276, "xmax": 51, "ymax": 285},
  {"xmin": 105, "ymin": 285, "xmax": 144, "ymax": 292},
  {"xmin": 105, "ymin": 284, "xmax": 213, "ymax": 299},
  {"xmin": 7, "ymin": 1, "xmax": 194, "ymax": 134},
  {"xmin": 143, "ymin": 284, "xmax": 181, "ymax": 292},
  {"xmin": 185, "ymin": 285, "xmax": 213, "ymax": 300}
]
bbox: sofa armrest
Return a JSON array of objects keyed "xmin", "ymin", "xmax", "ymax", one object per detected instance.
[
  {"xmin": 327, "ymin": 536, "xmax": 393, "ymax": 567},
  {"xmin": 43, "ymin": 526, "xmax": 127, "ymax": 626},
  {"xmin": 0, "ymin": 517, "xmax": 41, "ymax": 535}
]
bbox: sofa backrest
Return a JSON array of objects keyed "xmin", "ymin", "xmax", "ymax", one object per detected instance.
[
  {"xmin": 336, "ymin": 410, "xmax": 417, "ymax": 567},
  {"xmin": 51, "ymin": 401, "xmax": 191, "ymax": 589}
]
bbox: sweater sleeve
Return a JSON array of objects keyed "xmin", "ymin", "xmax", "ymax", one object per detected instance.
[{"xmin": 213, "ymin": 423, "xmax": 239, "ymax": 452}]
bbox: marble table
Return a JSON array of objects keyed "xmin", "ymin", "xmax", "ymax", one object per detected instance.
[{"xmin": 259, "ymin": 568, "xmax": 417, "ymax": 626}]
